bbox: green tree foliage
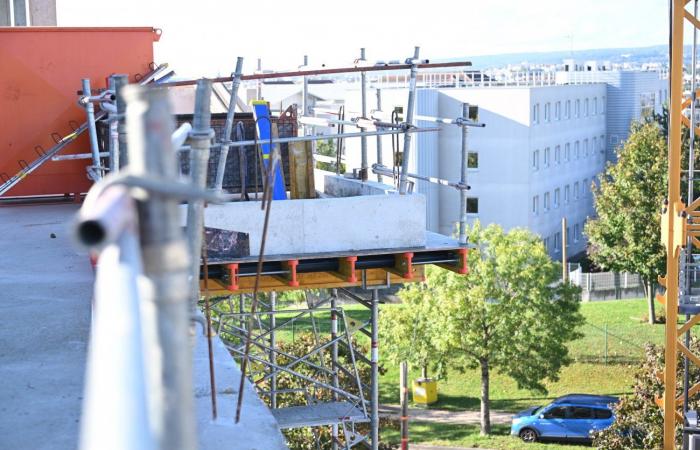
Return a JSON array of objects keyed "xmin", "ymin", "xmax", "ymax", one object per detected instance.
[
  {"xmin": 585, "ymin": 122, "xmax": 667, "ymax": 324},
  {"xmin": 380, "ymin": 266, "xmax": 445, "ymax": 379},
  {"xmin": 315, "ymin": 139, "xmax": 345, "ymax": 173},
  {"xmin": 594, "ymin": 341, "xmax": 700, "ymax": 449},
  {"xmin": 394, "ymin": 223, "xmax": 584, "ymax": 436}
]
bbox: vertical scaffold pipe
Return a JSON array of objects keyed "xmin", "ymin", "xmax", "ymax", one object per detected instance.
[
  {"xmin": 459, "ymin": 103, "xmax": 469, "ymax": 245},
  {"xmin": 270, "ymin": 291, "xmax": 277, "ymax": 410},
  {"xmin": 215, "ymin": 57, "xmax": 244, "ymax": 192},
  {"xmin": 107, "ymin": 76, "xmax": 120, "ymax": 173},
  {"xmin": 360, "ymin": 48, "xmax": 368, "ymax": 181},
  {"xmin": 122, "ymin": 85, "xmax": 196, "ymax": 450},
  {"xmin": 399, "ymin": 47, "xmax": 420, "ymax": 194},
  {"xmin": 371, "ymin": 289, "xmax": 380, "ymax": 450},
  {"xmin": 376, "ymin": 89, "xmax": 383, "ymax": 183},
  {"xmin": 331, "ymin": 289, "xmax": 339, "ymax": 450},
  {"xmin": 187, "ymin": 79, "xmax": 213, "ymax": 310},
  {"xmin": 114, "ymin": 74, "xmax": 129, "ymax": 169},
  {"xmin": 82, "ymin": 78, "xmax": 103, "ymax": 181}
]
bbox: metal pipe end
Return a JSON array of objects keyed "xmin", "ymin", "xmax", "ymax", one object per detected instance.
[{"xmin": 77, "ymin": 220, "xmax": 107, "ymax": 247}]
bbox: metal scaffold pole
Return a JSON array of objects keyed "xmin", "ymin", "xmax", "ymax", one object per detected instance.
[
  {"xmin": 107, "ymin": 75, "xmax": 120, "ymax": 173},
  {"xmin": 81, "ymin": 78, "xmax": 103, "ymax": 181},
  {"xmin": 459, "ymin": 103, "xmax": 469, "ymax": 245},
  {"xmin": 303, "ymin": 55, "xmax": 309, "ymax": 136},
  {"xmin": 376, "ymin": 89, "xmax": 383, "ymax": 183},
  {"xmin": 399, "ymin": 47, "xmax": 420, "ymax": 194},
  {"xmin": 269, "ymin": 291, "xmax": 277, "ymax": 409},
  {"xmin": 331, "ymin": 289, "xmax": 339, "ymax": 450},
  {"xmin": 215, "ymin": 57, "xmax": 244, "ymax": 192},
  {"xmin": 123, "ymin": 85, "xmax": 196, "ymax": 450},
  {"xmin": 371, "ymin": 289, "xmax": 380, "ymax": 450},
  {"xmin": 186, "ymin": 79, "xmax": 214, "ymax": 310},
  {"xmin": 114, "ymin": 74, "xmax": 129, "ymax": 168},
  {"xmin": 360, "ymin": 48, "xmax": 369, "ymax": 181}
]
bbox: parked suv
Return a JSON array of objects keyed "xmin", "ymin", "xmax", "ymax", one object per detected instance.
[{"xmin": 510, "ymin": 394, "xmax": 618, "ymax": 443}]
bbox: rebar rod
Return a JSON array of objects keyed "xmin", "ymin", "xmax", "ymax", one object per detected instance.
[
  {"xmin": 122, "ymin": 84, "xmax": 196, "ymax": 450},
  {"xmin": 360, "ymin": 48, "xmax": 368, "ymax": 181},
  {"xmin": 303, "ymin": 55, "xmax": 309, "ymax": 136},
  {"xmin": 399, "ymin": 47, "xmax": 420, "ymax": 194},
  {"xmin": 214, "ymin": 57, "xmax": 244, "ymax": 192},
  {"xmin": 187, "ymin": 79, "xmax": 213, "ymax": 311},
  {"xmin": 202, "ymin": 234, "xmax": 218, "ymax": 420}
]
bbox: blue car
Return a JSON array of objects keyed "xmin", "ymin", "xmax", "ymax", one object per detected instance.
[{"xmin": 510, "ymin": 394, "xmax": 618, "ymax": 444}]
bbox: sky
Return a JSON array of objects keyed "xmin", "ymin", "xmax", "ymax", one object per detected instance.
[{"xmin": 56, "ymin": 0, "xmax": 673, "ymax": 77}]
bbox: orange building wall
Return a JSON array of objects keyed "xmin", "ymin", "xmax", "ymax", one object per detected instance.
[{"xmin": 0, "ymin": 27, "xmax": 159, "ymax": 196}]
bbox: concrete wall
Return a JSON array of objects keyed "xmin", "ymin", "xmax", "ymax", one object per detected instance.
[{"xmin": 196, "ymin": 179, "xmax": 427, "ymax": 256}]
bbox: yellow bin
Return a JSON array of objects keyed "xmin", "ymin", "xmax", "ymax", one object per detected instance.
[{"xmin": 412, "ymin": 378, "xmax": 438, "ymax": 405}]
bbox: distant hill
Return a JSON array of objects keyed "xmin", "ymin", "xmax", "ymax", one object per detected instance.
[{"xmin": 440, "ymin": 45, "xmax": 676, "ymax": 69}]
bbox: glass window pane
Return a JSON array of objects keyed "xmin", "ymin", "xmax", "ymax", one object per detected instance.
[
  {"xmin": 0, "ymin": 0, "xmax": 10, "ymax": 26},
  {"xmin": 13, "ymin": 0, "xmax": 26, "ymax": 25},
  {"xmin": 466, "ymin": 198, "xmax": 478, "ymax": 214},
  {"xmin": 467, "ymin": 152, "xmax": 478, "ymax": 169}
]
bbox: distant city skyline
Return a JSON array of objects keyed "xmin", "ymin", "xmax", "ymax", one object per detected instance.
[{"xmin": 56, "ymin": 0, "xmax": 675, "ymax": 76}]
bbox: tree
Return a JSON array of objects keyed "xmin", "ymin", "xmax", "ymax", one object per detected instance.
[
  {"xmin": 315, "ymin": 139, "xmax": 345, "ymax": 173},
  {"xmin": 585, "ymin": 122, "xmax": 667, "ymax": 324},
  {"xmin": 593, "ymin": 341, "xmax": 700, "ymax": 449},
  {"xmin": 430, "ymin": 222, "xmax": 584, "ymax": 435},
  {"xmin": 381, "ymin": 266, "xmax": 445, "ymax": 379}
]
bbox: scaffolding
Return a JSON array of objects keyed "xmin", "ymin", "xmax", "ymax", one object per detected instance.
[{"xmin": 62, "ymin": 45, "xmax": 480, "ymax": 450}]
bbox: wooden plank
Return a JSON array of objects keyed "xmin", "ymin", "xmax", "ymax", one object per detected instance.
[{"xmin": 288, "ymin": 140, "xmax": 316, "ymax": 199}]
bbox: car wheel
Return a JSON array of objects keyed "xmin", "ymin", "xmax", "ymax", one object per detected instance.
[{"xmin": 519, "ymin": 428, "xmax": 538, "ymax": 443}]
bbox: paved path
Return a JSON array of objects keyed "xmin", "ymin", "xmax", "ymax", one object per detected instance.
[{"xmin": 380, "ymin": 404, "xmax": 512, "ymax": 425}]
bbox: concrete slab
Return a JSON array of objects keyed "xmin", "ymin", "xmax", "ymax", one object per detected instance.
[
  {"xmin": 193, "ymin": 326, "xmax": 287, "ymax": 450},
  {"xmin": 0, "ymin": 204, "xmax": 93, "ymax": 450}
]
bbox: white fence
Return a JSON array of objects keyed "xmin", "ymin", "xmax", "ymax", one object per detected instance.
[{"xmin": 569, "ymin": 266, "xmax": 646, "ymax": 301}]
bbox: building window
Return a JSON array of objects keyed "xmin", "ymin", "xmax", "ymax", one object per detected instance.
[
  {"xmin": 583, "ymin": 178, "xmax": 588, "ymax": 197},
  {"xmin": 565, "ymin": 100, "xmax": 571, "ymax": 119},
  {"xmin": 593, "ymin": 137, "xmax": 598, "ymax": 157},
  {"xmin": 554, "ymin": 232, "xmax": 561, "ymax": 251},
  {"xmin": 564, "ymin": 185, "xmax": 570, "ymax": 203},
  {"xmin": 544, "ymin": 102, "xmax": 551, "ymax": 122},
  {"xmin": 533, "ymin": 104, "xmax": 540, "ymax": 124},
  {"xmin": 0, "ymin": 0, "xmax": 29, "ymax": 26},
  {"xmin": 575, "ymin": 99, "xmax": 581, "ymax": 118},
  {"xmin": 574, "ymin": 224, "xmax": 580, "ymax": 242},
  {"xmin": 544, "ymin": 237, "xmax": 550, "ymax": 251},
  {"xmin": 574, "ymin": 182, "xmax": 580, "ymax": 200},
  {"xmin": 467, "ymin": 152, "xmax": 479, "ymax": 169},
  {"xmin": 554, "ymin": 188, "xmax": 560, "ymax": 208},
  {"xmin": 564, "ymin": 143, "xmax": 570, "ymax": 162},
  {"xmin": 544, "ymin": 192, "xmax": 550, "ymax": 211},
  {"xmin": 544, "ymin": 147, "xmax": 551, "ymax": 167},
  {"xmin": 600, "ymin": 134, "xmax": 605, "ymax": 152},
  {"xmin": 532, "ymin": 195, "xmax": 539, "ymax": 215},
  {"xmin": 593, "ymin": 97, "xmax": 598, "ymax": 115},
  {"xmin": 584, "ymin": 139, "xmax": 589, "ymax": 157},
  {"xmin": 584, "ymin": 98, "xmax": 589, "ymax": 116},
  {"xmin": 466, "ymin": 197, "xmax": 479, "ymax": 214},
  {"xmin": 532, "ymin": 150, "xmax": 539, "ymax": 171},
  {"xmin": 574, "ymin": 141, "xmax": 580, "ymax": 159},
  {"xmin": 566, "ymin": 226, "xmax": 571, "ymax": 245},
  {"xmin": 601, "ymin": 96, "xmax": 606, "ymax": 113},
  {"xmin": 641, "ymin": 92, "xmax": 656, "ymax": 118},
  {"xmin": 554, "ymin": 145, "xmax": 561, "ymax": 164},
  {"xmin": 555, "ymin": 101, "xmax": 561, "ymax": 121}
]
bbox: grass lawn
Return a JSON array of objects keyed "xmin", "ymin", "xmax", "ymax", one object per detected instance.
[
  {"xmin": 382, "ymin": 422, "xmax": 583, "ymax": 450},
  {"xmin": 271, "ymin": 298, "xmax": 668, "ymax": 448}
]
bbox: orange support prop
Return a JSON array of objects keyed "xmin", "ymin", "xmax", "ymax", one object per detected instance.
[
  {"xmin": 394, "ymin": 252, "xmax": 414, "ymax": 279},
  {"xmin": 338, "ymin": 256, "xmax": 358, "ymax": 282},
  {"xmin": 281, "ymin": 259, "xmax": 300, "ymax": 287},
  {"xmin": 226, "ymin": 263, "xmax": 240, "ymax": 291}
]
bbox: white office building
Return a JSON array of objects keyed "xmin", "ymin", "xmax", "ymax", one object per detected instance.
[{"xmin": 271, "ymin": 65, "xmax": 666, "ymax": 259}]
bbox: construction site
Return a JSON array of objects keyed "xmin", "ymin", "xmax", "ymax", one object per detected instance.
[{"xmin": 2, "ymin": 1, "xmax": 700, "ymax": 450}]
